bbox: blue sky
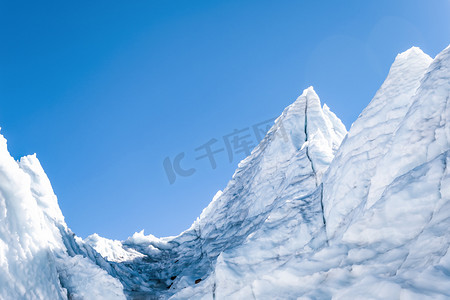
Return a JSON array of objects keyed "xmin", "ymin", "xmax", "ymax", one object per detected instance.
[{"xmin": 1, "ymin": 0, "xmax": 449, "ymax": 240}]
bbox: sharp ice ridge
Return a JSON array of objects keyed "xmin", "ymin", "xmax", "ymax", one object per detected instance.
[{"xmin": 1, "ymin": 45, "xmax": 450, "ymax": 299}]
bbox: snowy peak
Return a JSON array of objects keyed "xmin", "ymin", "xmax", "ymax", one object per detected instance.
[
  {"xmin": 366, "ymin": 43, "xmax": 450, "ymax": 207},
  {"xmin": 323, "ymin": 44, "xmax": 434, "ymax": 239},
  {"xmin": 195, "ymin": 86, "xmax": 345, "ymax": 241},
  {"xmin": 2, "ymin": 45, "xmax": 450, "ymax": 300},
  {"xmin": 18, "ymin": 153, "xmax": 65, "ymax": 223},
  {"xmin": 350, "ymin": 45, "xmax": 432, "ymax": 136},
  {"xmin": 275, "ymin": 86, "xmax": 345, "ymax": 156},
  {"xmin": 162, "ymin": 87, "xmax": 346, "ymax": 298},
  {"xmin": 187, "ymin": 44, "xmax": 450, "ymax": 300},
  {"xmin": 94, "ymin": 87, "xmax": 347, "ymax": 298},
  {"xmin": 0, "ymin": 131, "xmax": 126, "ymax": 299},
  {"xmin": 281, "ymin": 86, "xmax": 346, "ymax": 181},
  {"xmin": 302, "ymin": 87, "xmax": 346, "ymax": 149},
  {"xmin": 395, "ymin": 46, "xmax": 431, "ymax": 61},
  {"xmin": 201, "ymin": 86, "xmax": 344, "ymax": 222}
]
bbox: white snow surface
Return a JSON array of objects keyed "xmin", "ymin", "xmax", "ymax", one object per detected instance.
[
  {"xmin": 1, "ymin": 44, "xmax": 450, "ymax": 299},
  {"xmin": 0, "ymin": 137, "xmax": 126, "ymax": 299},
  {"xmin": 323, "ymin": 46, "xmax": 434, "ymax": 239}
]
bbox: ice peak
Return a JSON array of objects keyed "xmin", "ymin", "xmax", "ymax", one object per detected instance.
[
  {"xmin": 300, "ymin": 86, "xmax": 319, "ymax": 100},
  {"xmin": 395, "ymin": 46, "xmax": 432, "ymax": 62},
  {"xmin": 304, "ymin": 85, "xmax": 316, "ymax": 94},
  {"xmin": 290, "ymin": 86, "xmax": 320, "ymax": 110}
]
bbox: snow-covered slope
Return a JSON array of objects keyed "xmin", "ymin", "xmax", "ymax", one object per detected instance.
[
  {"xmin": 323, "ymin": 46, "xmax": 433, "ymax": 239},
  {"xmin": 83, "ymin": 86, "xmax": 346, "ymax": 298},
  {"xmin": 169, "ymin": 46, "xmax": 450, "ymax": 299},
  {"xmin": 0, "ymin": 137, "xmax": 126, "ymax": 299},
  {"xmin": 1, "ymin": 44, "xmax": 449, "ymax": 300}
]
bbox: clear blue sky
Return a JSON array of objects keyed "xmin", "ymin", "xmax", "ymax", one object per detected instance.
[{"xmin": 1, "ymin": 0, "xmax": 449, "ymax": 240}]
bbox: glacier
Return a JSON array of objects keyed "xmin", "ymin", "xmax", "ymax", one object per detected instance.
[{"xmin": 0, "ymin": 44, "xmax": 449, "ymax": 299}]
